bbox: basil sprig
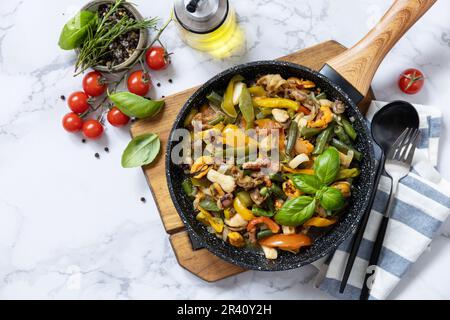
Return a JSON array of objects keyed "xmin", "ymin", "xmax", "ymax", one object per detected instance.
[
  {"xmin": 275, "ymin": 197, "xmax": 316, "ymax": 226},
  {"xmin": 58, "ymin": 10, "xmax": 97, "ymax": 50},
  {"xmin": 109, "ymin": 92, "xmax": 165, "ymax": 119},
  {"xmin": 121, "ymin": 133, "xmax": 160, "ymax": 168},
  {"xmin": 275, "ymin": 147, "xmax": 345, "ymax": 226}
]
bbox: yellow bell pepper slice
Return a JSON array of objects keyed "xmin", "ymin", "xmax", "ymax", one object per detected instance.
[
  {"xmin": 248, "ymin": 86, "xmax": 267, "ymax": 97},
  {"xmin": 197, "ymin": 208, "xmax": 224, "ymax": 233},
  {"xmin": 221, "ymin": 75, "xmax": 244, "ymax": 118},
  {"xmin": 228, "ymin": 232, "xmax": 245, "ymax": 248},
  {"xmin": 304, "ymin": 217, "xmax": 337, "ymax": 227},
  {"xmin": 221, "ymin": 124, "xmax": 258, "ymax": 149},
  {"xmin": 233, "ymin": 197, "xmax": 255, "ymax": 221},
  {"xmin": 224, "ymin": 208, "xmax": 232, "ymax": 220},
  {"xmin": 253, "ymin": 97, "xmax": 300, "ymax": 111},
  {"xmin": 281, "ymin": 165, "xmax": 315, "ymax": 175}
]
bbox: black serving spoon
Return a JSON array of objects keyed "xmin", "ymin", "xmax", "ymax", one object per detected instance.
[{"xmin": 339, "ymin": 101, "xmax": 419, "ymax": 294}]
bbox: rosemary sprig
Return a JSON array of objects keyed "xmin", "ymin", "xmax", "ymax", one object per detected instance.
[{"xmin": 74, "ymin": 0, "xmax": 158, "ymax": 75}]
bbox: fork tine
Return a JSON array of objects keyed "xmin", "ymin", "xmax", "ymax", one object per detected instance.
[
  {"xmin": 387, "ymin": 128, "xmax": 410, "ymax": 160},
  {"xmin": 403, "ymin": 130, "xmax": 420, "ymax": 165},
  {"xmin": 397, "ymin": 128, "xmax": 416, "ymax": 161}
]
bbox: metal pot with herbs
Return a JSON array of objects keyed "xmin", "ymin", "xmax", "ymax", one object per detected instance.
[
  {"xmin": 59, "ymin": 0, "xmax": 173, "ymax": 169},
  {"xmin": 58, "ymin": 0, "xmax": 158, "ymax": 74}
]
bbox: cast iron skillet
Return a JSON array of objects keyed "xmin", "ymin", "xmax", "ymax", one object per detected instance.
[{"xmin": 165, "ymin": 0, "xmax": 436, "ymax": 271}]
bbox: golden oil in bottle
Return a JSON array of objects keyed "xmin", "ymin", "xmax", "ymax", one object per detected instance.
[{"xmin": 174, "ymin": 0, "xmax": 244, "ymax": 59}]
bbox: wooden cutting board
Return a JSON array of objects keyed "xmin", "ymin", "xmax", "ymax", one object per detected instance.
[{"xmin": 130, "ymin": 40, "xmax": 375, "ymax": 282}]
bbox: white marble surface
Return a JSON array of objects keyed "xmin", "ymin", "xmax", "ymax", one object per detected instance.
[{"xmin": 1, "ymin": 0, "xmax": 450, "ymax": 300}]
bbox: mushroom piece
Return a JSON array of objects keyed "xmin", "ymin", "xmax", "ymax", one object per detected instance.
[
  {"xmin": 225, "ymin": 212, "xmax": 248, "ymax": 229},
  {"xmin": 206, "ymin": 169, "xmax": 236, "ymax": 193},
  {"xmin": 250, "ymin": 188, "xmax": 266, "ymax": 205},
  {"xmin": 272, "ymin": 108, "xmax": 290, "ymax": 123},
  {"xmin": 282, "ymin": 226, "xmax": 296, "ymax": 235},
  {"xmin": 219, "ymin": 193, "xmax": 234, "ymax": 209},
  {"xmin": 261, "ymin": 245, "xmax": 278, "ymax": 260}
]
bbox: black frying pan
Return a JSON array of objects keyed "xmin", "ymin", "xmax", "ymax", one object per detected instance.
[{"xmin": 166, "ymin": 0, "xmax": 436, "ymax": 271}]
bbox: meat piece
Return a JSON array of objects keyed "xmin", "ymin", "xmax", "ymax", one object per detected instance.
[{"xmin": 242, "ymin": 158, "xmax": 271, "ymax": 171}]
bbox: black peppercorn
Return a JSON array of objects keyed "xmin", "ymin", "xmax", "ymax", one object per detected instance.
[
  {"xmin": 140, "ymin": 197, "xmax": 146, "ymax": 203},
  {"xmin": 60, "ymin": 95, "xmax": 66, "ymax": 101},
  {"xmin": 82, "ymin": 139, "xmax": 86, "ymax": 143},
  {"xmin": 157, "ymin": 83, "xmax": 161, "ymax": 87},
  {"xmin": 95, "ymin": 153, "xmax": 100, "ymax": 159},
  {"xmin": 104, "ymin": 147, "xmax": 109, "ymax": 152},
  {"xmin": 168, "ymin": 79, "xmax": 173, "ymax": 83}
]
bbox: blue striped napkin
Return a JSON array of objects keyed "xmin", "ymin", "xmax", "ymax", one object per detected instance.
[{"xmin": 314, "ymin": 101, "xmax": 450, "ymax": 300}]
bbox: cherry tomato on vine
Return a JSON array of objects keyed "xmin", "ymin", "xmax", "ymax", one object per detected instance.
[
  {"xmin": 83, "ymin": 71, "xmax": 107, "ymax": 97},
  {"xmin": 127, "ymin": 70, "xmax": 151, "ymax": 96},
  {"xmin": 399, "ymin": 68, "xmax": 425, "ymax": 94},
  {"xmin": 145, "ymin": 46, "xmax": 169, "ymax": 70},
  {"xmin": 82, "ymin": 119, "xmax": 104, "ymax": 139},
  {"xmin": 107, "ymin": 107, "xmax": 130, "ymax": 127},
  {"xmin": 68, "ymin": 91, "xmax": 90, "ymax": 114},
  {"xmin": 62, "ymin": 112, "xmax": 83, "ymax": 133}
]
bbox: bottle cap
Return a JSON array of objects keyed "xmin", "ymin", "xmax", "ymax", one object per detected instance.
[{"xmin": 174, "ymin": 0, "xmax": 229, "ymax": 34}]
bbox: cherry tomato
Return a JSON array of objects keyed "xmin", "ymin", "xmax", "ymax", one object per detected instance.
[
  {"xmin": 62, "ymin": 112, "xmax": 83, "ymax": 133},
  {"xmin": 107, "ymin": 107, "xmax": 130, "ymax": 127},
  {"xmin": 145, "ymin": 46, "xmax": 169, "ymax": 70},
  {"xmin": 82, "ymin": 119, "xmax": 104, "ymax": 139},
  {"xmin": 399, "ymin": 68, "xmax": 425, "ymax": 94},
  {"xmin": 83, "ymin": 71, "xmax": 107, "ymax": 97},
  {"xmin": 127, "ymin": 70, "xmax": 151, "ymax": 96},
  {"xmin": 68, "ymin": 91, "xmax": 90, "ymax": 114}
]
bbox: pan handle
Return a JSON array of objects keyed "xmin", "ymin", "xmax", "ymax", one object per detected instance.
[{"xmin": 324, "ymin": 0, "xmax": 436, "ymax": 98}]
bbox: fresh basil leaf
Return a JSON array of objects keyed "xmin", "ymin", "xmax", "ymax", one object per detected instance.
[
  {"xmin": 109, "ymin": 92, "xmax": 165, "ymax": 119},
  {"xmin": 314, "ymin": 147, "xmax": 340, "ymax": 185},
  {"xmin": 121, "ymin": 133, "xmax": 160, "ymax": 168},
  {"xmin": 289, "ymin": 174, "xmax": 323, "ymax": 194},
  {"xmin": 58, "ymin": 10, "xmax": 97, "ymax": 50},
  {"xmin": 274, "ymin": 196, "xmax": 316, "ymax": 227},
  {"xmin": 318, "ymin": 187, "xmax": 345, "ymax": 211}
]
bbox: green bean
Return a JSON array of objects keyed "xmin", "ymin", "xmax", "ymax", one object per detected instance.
[
  {"xmin": 256, "ymin": 111, "xmax": 266, "ymax": 120},
  {"xmin": 286, "ymin": 120, "xmax": 299, "ymax": 155},
  {"xmin": 183, "ymin": 108, "xmax": 198, "ymax": 128},
  {"xmin": 206, "ymin": 91, "xmax": 223, "ymax": 107},
  {"xmin": 341, "ymin": 117, "xmax": 357, "ymax": 141},
  {"xmin": 269, "ymin": 173, "xmax": 284, "ymax": 183},
  {"xmin": 270, "ymin": 184, "xmax": 286, "ymax": 200},
  {"xmin": 315, "ymin": 92, "xmax": 327, "ymax": 100},
  {"xmin": 199, "ymin": 198, "xmax": 221, "ymax": 212},
  {"xmin": 266, "ymin": 197, "xmax": 275, "ymax": 212},
  {"xmin": 191, "ymin": 177, "xmax": 211, "ymax": 187},
  {"xmin": 257, "ymin": 229, "xmax": 274, "ymax": 240},
  {"xmin": 237, "ymin": 191, "xmax": 253, "ymax": 208},
  {"xmin": 260, "ymin": 187, "xmax": 269, "ymax": 197},
  {"xmin": 299, "ymin": 126, "xmax": 325, "ymax": 138},
  {"xmin": 331, "ymin": 138, "xmax": 362, "ymax": 161},
  {"xmin": 312, "ymin": 125, "xmax": 335, "ymax": 155},
  {"xmin": 337, "ymin": 168, "xmax": 360, "ymax": 180},
  {"xmin": 208, "ymin": 114, "xmax": 225, "ymax": 126},
  {"xmin": 334, "ymin": 125, "xmax": 352, "ymax": 146},
  {"xmin": 182, "ymin": 178, "xmax": 196, "ymax": 198},
  {"xmin": 252, "ymin": 207, "xmax": 275, "ymax": 217}
]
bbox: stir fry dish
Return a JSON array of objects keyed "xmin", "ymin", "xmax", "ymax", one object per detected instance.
[{"xmin": 180, "ymin": 74, "xmax": 362, "ymax": 260}]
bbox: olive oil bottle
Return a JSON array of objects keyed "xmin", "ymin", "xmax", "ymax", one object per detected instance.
[{"xmin": 174, "ymin": 0, "xmax": 244, "ymax": 58}]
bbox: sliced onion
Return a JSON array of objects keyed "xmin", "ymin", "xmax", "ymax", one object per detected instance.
[
  {"xmin": 232, "ymin": 82, "xmax": 245, "ymax": 105},
  {"xmin": 288, "ymin": 153, "xmax": 309, "ymax": 169},
  {"xmin": 339, "ymin": 150, "xmax": 354, "ymax": 168}
]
